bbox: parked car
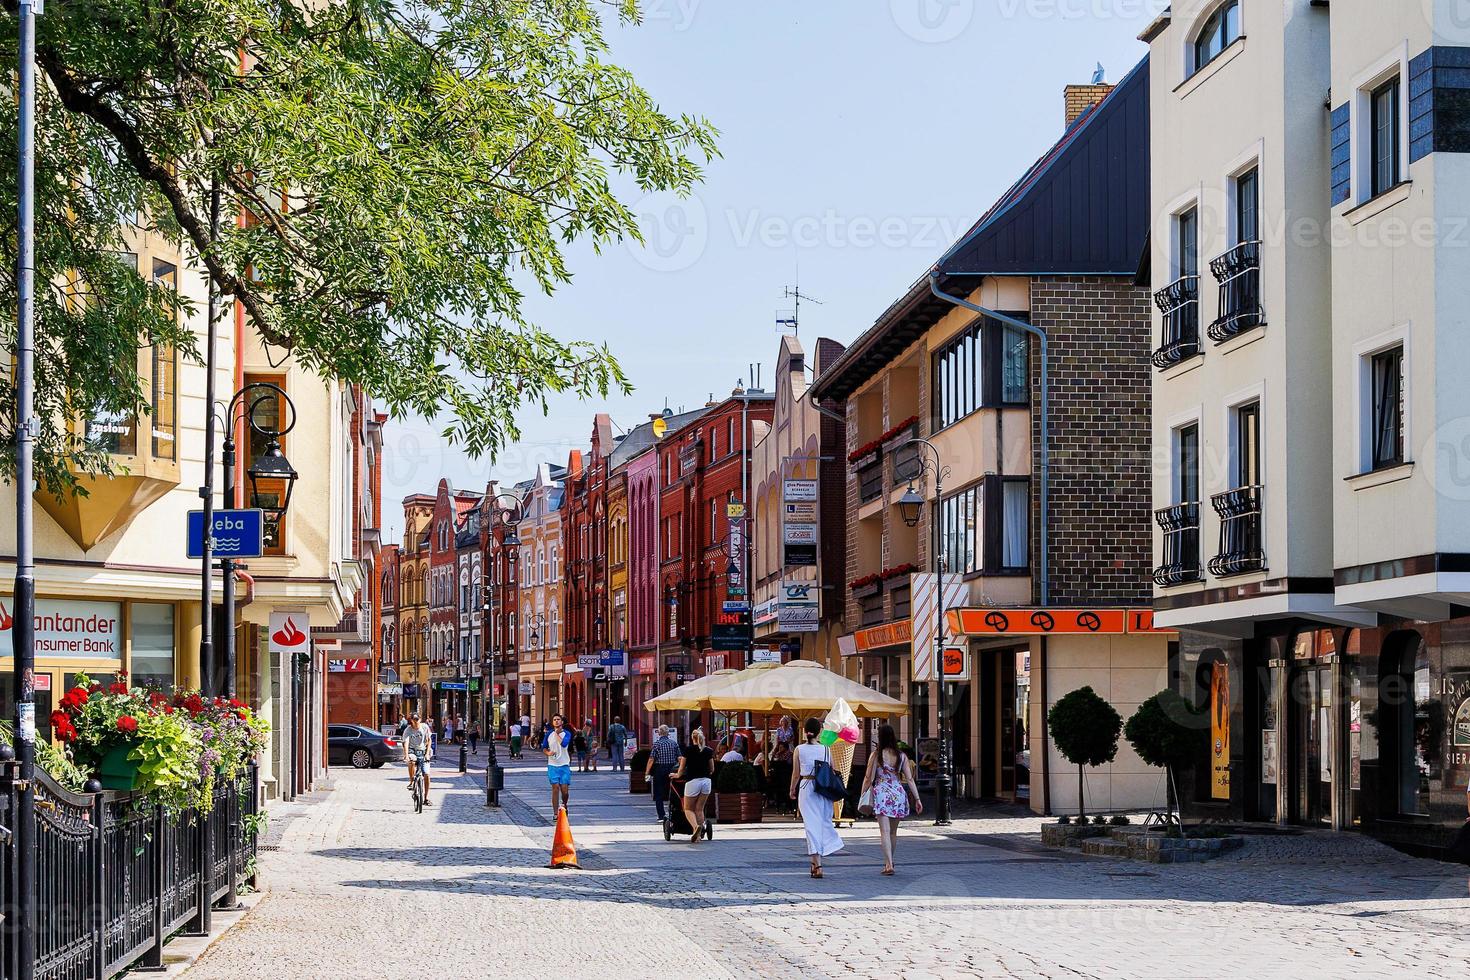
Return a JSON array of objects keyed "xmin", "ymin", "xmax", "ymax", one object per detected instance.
[{"xmin": 327, "ymin": 724, "xmax": 398, "ymax": 769}]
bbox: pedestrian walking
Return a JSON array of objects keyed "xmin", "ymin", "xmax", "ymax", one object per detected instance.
[
  {"xmin": 646, "ymin": 725, "xmax": 680, "ymax": 823},
  {"xmin": 544, "ymin": 714, "xmax": 573, "ymax": 813},
  {"xmin": 574, "ymin": 722, "xmax": 591, "ymax": 772},
  {"xmin": 587, "ymin": 722, "xmax": 601, "ymax": 772},
  {"xmin": 858, "ymin": 723, "xmax": 923, "ymax": 875},
  {"xmin": 789, "ymin": 717, "xmax": 843, "ymax": 877},
  {"xmin": 674, "ymin": 728, "xmax": 714, "ymax": 844},
  {"xmin": 605, "ymin": 717, "xmax": 629, "ymax": 771},
  {"xmin": 508, "ymin": 720, "xmax": 523, "ymax": 759},
  {"xmin": 468, "ymin": 722, "xmax": 480, "ymax": 754},
  {"xmin": 521, "ymin": 712, "xmax": 532, "ymax": 741}
]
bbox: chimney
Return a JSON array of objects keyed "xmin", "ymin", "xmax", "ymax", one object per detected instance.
[{"xmin": 1064, "ymin": 83, "xmax": 1112, "ymax": 128}]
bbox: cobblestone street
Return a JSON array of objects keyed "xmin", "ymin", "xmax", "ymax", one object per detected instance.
[{"xmin": 181, "ymin": 750, "xmax": 1470, "ymax": 979}]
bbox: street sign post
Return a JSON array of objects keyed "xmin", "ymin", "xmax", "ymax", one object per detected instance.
[{"xmin": 186, "ymin": 509, "xmax": 264, "ymax": 559}]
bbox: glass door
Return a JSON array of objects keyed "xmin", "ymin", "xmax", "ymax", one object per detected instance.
[{"xmin": 1293, "ymin": 663, "xmax": 1333, "ymax": 825}]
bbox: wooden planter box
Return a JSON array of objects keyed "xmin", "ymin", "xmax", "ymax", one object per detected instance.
[
  {"xmin": 851, "ymin": 580, "xmax": 881, "ymax": 600},
  {"xmin": 716, "ymin": 792, "xmax": 764, "ymax": 823},
  {"xmin": 629, "ymin": 770, "xmax": 650, "ymax": 794}
]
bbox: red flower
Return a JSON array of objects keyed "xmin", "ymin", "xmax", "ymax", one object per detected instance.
[
  {"xmin": 183, "ymin": 694, "xmax": 205, "ymax": 715},
  {"xmin": 54, "ymin": 719, "xmax": 77, "ymax": 742},
  {"xmin": 89, "ymin": 683, "xmax": 102, "ymax": 694},
  {"xmin": 108, "ymin": 682, "xmax": 129, "ymax": 695},
  {"xmin": 236, "ymin": 710, "xmax": 248, "ymax": 721},
  {"xmin": 228, "ymin": 698, "xmax": 245, "ymax": 710},
  {"xmin": 64, "ymin": 686, "xmax": 90, "ymax": 708},
  {"xmin": 162, "ymin": 705, "xmax": 174, "ymax": 715},
  {"xmin": 49, "ymin": 709, "xmax": 68, "ymax": 729},
  {"xmin": 116, "ymin": 716, "xmax": 139, "ymax": 734}
]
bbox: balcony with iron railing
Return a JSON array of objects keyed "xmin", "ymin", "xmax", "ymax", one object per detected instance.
[
  {"xmin": 1153, "ymin": 502, "xmax": 1202, "ymax": 586},
  {"xmin": 1208, "ymin": 485, "xmax": 1265, "ymax": 577},
  {"xmin": 1207, "ymin": 241, "xmax": 1263, "ymax": 343},
  {"xmin": 1152, "ymin": 275, "xmax": 1200, "ymax": 369}
]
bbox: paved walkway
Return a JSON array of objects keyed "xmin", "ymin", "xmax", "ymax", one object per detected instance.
[{"xmin": 185, "ymin": 747, "xmax": 1470, "ymax": 979}]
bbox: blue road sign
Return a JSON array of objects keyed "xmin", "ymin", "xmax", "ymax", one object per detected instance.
[{"xmin": 187, "ymin": 509, "xmax": 265, "ymax": 559}]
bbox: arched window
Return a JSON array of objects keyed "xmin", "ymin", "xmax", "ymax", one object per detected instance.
[{"xmin": 1191, "ymin": 0, "xmax": 1240, "ymax": 74}]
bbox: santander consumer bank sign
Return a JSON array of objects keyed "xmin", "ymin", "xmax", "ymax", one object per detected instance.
[{"xmin": 0, "ymin": 597, "xmax": 124, "ymax": 659}]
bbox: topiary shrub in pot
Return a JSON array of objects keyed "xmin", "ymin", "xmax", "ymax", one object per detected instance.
[
  {"xmin": 629, "ymin": 749, "xmax": 652, "ymax": 794},
  {"xmin": 1047, "ymin": 685, "xmax": 1123, "ymax": 824},
  {"xmin": 1125, "ymin": 690, "xmax": 1208, "ymax": 836},
  {"xmin": 714, "ymin": 760, "xmax": 764, "ymax": 823}
]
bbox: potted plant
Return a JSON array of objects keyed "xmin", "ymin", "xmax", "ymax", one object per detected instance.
[
  {"xmin": 629, "ymin": 748, "xmax": 652, "ymax": 793},
  {"xmin": 714, "ymin": 760, "xmax": 764, "ymax": 823},
  {"xmin": 1046, "ymin": 685, "xmax": 1122, "ymax": 824},
  {"xmin": 847, "ymin": 437, "xmax": 883, "ymax": 470},
  {"xmin": 1125, "ymin": 690, "xmax": 1207, "ymax": 836},
  {"xmin": 880, "ymin": 563, "xmax": 918, "ymax": 587}
]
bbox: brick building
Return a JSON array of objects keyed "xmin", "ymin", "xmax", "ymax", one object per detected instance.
[
  {"xmin": 378, "ymin": 543, "xmax": 399, "ymax": 725},
  {"xmin": 561, "ymin": 416, "xmax": 614, "ymax": 727},
  {"xmin": 482, "ymin": 480, "xmax": 527, "ymax": 735},
  {"xmin": 395, "ymin": 495, "xmax": 434, "ymax": 717},
  {"xmin": 812, "ymin": 63, "xmax": 1168, "ymax": 816},
  {"xmin": 751, "ymin": 334, "xmax": 848, "ymax": 670},
  {"xmin": 322, "ymin": 390, "xmax": 386, "ymax": 730},
  {"xmin": 654, "ymin": 390, "xmax": 774, "ymax": 713}
]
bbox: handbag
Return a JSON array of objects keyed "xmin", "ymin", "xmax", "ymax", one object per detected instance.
[
  {"xmin": 857, "ymin": 787, "xmax": 874, "ymax": 816},
  {"xmin": 812, "ymin": 746, "xmax": 847, "ymax": 802}
]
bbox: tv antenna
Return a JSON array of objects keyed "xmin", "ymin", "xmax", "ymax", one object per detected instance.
[{"xmin": 777, "ymin": 283, "xmax": 822, "ymax": 335}]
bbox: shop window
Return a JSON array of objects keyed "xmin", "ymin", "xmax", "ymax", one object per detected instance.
[
  {"xmin": 129, "ymin": 603, "xmax": 176, "ymax": 689},
  {"xmin": 1380, "ymin": 631, "xmax": 1439, "ymax": 817}
]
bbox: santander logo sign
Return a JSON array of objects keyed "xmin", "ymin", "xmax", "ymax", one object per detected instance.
[{"xmin": 268, "ymin": 612, "xmax": 309, "ymax": 653}]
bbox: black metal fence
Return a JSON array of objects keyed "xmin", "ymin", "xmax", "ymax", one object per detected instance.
[{"xmin": 0, "ymin": 761, "xmax": 260, "ymax": 980}]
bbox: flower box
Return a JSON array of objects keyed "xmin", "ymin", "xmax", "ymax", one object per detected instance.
[
  {"xmin": 98, "ymin": 742, "xmax": 142, "ymax": 792},
  {"xmin": 716, "ymin": 792, "xmax": 764, "ymax": 824}
]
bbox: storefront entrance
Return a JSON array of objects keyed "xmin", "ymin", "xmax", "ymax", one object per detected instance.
[{"xmin": 1290, "ymin": 659, "xmax": 1334, "ymax": 826}]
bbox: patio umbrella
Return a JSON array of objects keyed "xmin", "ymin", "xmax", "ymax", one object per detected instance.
[
  {"xmin": 705, "ymin": 659, "xmax": 908, "ymax": 717},
  {"xmin": 641, "ymin": 664, "xmax": 779, "ymax": 712}
]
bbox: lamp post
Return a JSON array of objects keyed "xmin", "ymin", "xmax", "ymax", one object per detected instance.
[
  {"xmin": 219, "ymin": 383, "xmax": 298, "ymax": 698},
  {"xmin": 482, "ymin": 493, "xmax": 523, "ymax": 806},
  {"xmin": 898, "ymin": 438, "xmax": 953, "ymax": 826}
]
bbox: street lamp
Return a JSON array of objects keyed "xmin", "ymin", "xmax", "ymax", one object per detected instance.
[
  {"xmin": 481, "ymin": 492, "xmax": 523, "ymax": 807},
  {"xmin": 219, "ymin": 383, "xmax": 298, "ymax": 699},
  {"xmin": 900, "ymin": 437, "xmax": 954, "ymax": 827}
]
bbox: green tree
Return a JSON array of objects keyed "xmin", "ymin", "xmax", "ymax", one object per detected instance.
[
  {"xmin": 1124, "ymin": 690, "xmax": 1207, "ymax": 834},
  {"xmin": 0, "ymin": 0, "xmax": 718, "ymax": 496},
  {"xmin": 1046, "ymin": 685, "xmax": 1122, "ymax": 821}
]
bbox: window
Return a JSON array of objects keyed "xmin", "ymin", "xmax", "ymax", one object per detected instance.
[
  {"xmin": 1191, "ymin": 0, "xmax": 1240, "ymax": 73},
  {"xmin": 727, "ymin": 418, "xmax": 736, "ymax": 455},
  {"xmin": 1176, "ymin": 208, "xmax": 1199, "ymax": 280},
  {"xmin": 709, "ymin": 498, "xmax": 718, "ymax": 544},
  {"xmin": 1176, "ymin": 422, "xmax": 1200, "ymax": 504},
  {"xmin": 1001, "ymin": 479, "xmax": 1029, "ymax": 569},
  {"xmin": 938, "ymin": 485, "xmax": 982, "ymax": 575},
  {"xmin": 129, "ymin": 603, "xmax": 175, "ymax": 689},
  {"xmin": 1234, "ymin": 401, "xmax": 1260, "ymax": 488},
  {"xmin": 1370, "ymin": 76, "xmax": 1401, "ymax": 198},
  {"xmin": 1382, "ymin": 634, "xmax": 1437, "ymax": 816},
  {"xmin": 1370, "ymin": 345, "xmax": 1404, "ymax": 469},
  {"xmin": 150, "ymin": 259, "xmax": 179, "ymax": 460},
  {"xmin": 932, "ymin": 316, "xmax": 1029, "ymax": 429},
  {"xmin": 1235, "ymin": 168, "xmax": 1259, "ymax": 245},
  {"xmin": 550, "ymin": 546, "xmax": 559, "ymax": 581}
]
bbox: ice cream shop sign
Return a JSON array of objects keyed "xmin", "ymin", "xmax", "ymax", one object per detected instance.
[{"xmin": 0, "ymin": 597, "xmax": 123, "ymax": 658}]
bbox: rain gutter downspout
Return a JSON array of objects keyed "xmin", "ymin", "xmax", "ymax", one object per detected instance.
[{"xmin": 927, "ymin": 271, "xmax": 1049, "ymax": 606}]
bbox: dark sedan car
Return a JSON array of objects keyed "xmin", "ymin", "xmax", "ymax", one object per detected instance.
[{"xmin": 327, "ymin": 724, "xmax": 399, "ymax": 769}]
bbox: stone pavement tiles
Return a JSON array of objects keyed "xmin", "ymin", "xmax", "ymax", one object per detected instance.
[{"xmin": 184, "ymin": 754, "xmax": 1470, "ymax": 979}]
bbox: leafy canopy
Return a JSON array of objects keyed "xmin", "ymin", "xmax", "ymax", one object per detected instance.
[
  {"xmin": 0, "ymin": 0, "xmax": 718, "ymax": 495},
  {"xmin": 1124, "ymin": 690, "xmax": 1207, "ymax": 771},
  {"xmin": 1047, "ymin": 685, "xmax": 1122, "ymax": 769}
]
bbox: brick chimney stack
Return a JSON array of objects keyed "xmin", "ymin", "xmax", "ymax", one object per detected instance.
[{"xmin": 1064, "ymin": 83, "xmax": 1113, "ymax": 127}]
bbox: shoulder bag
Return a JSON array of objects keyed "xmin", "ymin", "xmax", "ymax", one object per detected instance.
[{"xmin": 812, "ymin": 745, "xmax": 847, "ymax": 802}]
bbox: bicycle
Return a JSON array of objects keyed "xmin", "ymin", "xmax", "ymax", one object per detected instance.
[{"xmin": 409, "ymin": 750, "xmax": 429, "ymax": 813}]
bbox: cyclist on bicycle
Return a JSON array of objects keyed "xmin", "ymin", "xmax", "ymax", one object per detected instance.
[{"xmin": 403, "ymin": 712, "xmax": 434, "ymax": 806}]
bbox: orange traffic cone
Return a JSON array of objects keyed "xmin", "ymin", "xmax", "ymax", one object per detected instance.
[{"xmin": 548, "ymin": 805, "xmax": 580, "ymax": 870}]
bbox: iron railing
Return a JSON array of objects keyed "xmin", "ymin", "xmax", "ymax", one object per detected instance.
[
  {"xmin": 1153, "ymin": 502, "xmax": 1202, "ymax": 586},
  {"xmin": 1, "ymin": 761, "xmax": 260, "ymax": 980},
  {"xmin": 1207, "ymin": 241, "xmax": 1263, "ymax": 343},
  {"xmin": 1208, "ymin": 485, "xmax": 1266, "ymax": 577},
  {"xmin": 1152, "ymin": 275, "xmax": 1200, "ymax": 369}
]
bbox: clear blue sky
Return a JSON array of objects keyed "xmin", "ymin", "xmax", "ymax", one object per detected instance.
[{"xmin": 381, "ymin": 1, "xmax": 1157, "ymax": 533}]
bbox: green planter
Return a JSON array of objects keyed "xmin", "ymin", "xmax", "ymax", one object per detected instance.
[{"xmin": 98, "ymin": 742, "xmax": 142, "ymax": 792}]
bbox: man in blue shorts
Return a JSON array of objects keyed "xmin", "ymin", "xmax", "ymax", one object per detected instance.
[{"xmin": 543, "ymin": 713, "xmax": 573, "ymax": 813}]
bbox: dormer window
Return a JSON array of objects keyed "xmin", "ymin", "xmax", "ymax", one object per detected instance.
[{"xmin": 1191, "ymin": 0, "xmax": 1240, "ymax": 75}]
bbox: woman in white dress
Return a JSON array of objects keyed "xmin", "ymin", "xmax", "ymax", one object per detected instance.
[{"xmin": 788, "ymin": 717, "xmax": 844, "ymax": 878}]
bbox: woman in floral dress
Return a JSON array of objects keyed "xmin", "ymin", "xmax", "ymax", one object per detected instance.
[{"xmin": 859, "ymin": 722, "xmax": 923, "ymax": 875}]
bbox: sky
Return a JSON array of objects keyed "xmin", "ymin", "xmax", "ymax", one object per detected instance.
[{"xmin": 380, "ymin": 0, "xmax": 1162, "ymax": 539}]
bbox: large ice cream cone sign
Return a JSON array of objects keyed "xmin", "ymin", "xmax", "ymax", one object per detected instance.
[
  {"xmin": 0, "ymin": 601, "xmax": 12, "ymax": 632},
  {"xmin": 268, "ymin": 612, "xmax": 310, "ymax": 656}
]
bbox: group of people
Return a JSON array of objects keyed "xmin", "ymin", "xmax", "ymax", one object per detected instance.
[
  {"xmin": 642, "ymin": 718, "xmax": 924, "ymax": 876},
  {"xmin": 506, "ymin": 713, "xmax": 630, "ymax": 772}
]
